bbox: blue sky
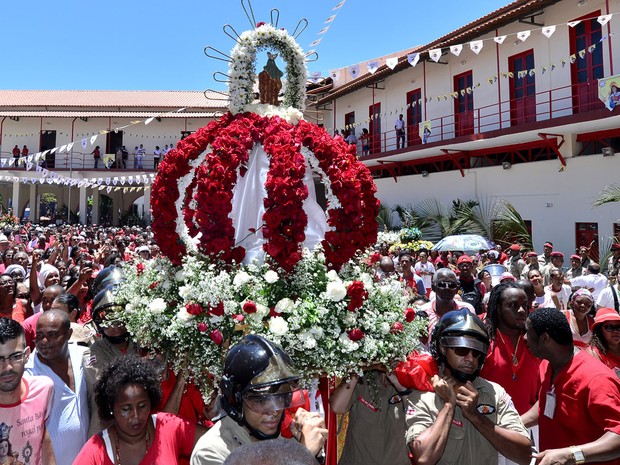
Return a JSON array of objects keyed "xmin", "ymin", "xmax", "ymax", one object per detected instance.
[{"xmin": 2, "ymin": 0, "xmax": 509, "ymax": 91}]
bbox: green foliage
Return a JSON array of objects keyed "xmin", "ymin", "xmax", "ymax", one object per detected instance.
[{"xmin": 593, "ymin": 184, "xmax": 620, "ymax": 207}]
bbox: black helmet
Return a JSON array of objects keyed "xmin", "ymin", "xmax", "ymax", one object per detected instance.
[
  {"xmin": 430, "ymin": 309, "xmax": 489, "ymax": 382},
  {"xmin": 92, "ymin": 266, "xmax": 123, "ymax": 294},
  {"xmin": 220, "ymin": 335, "xmax": 303, "ymax": 440}
]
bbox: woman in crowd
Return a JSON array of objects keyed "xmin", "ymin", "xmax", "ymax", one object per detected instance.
[
  {"xmin": 0, "ymin": 274, "xmax": 26, "ymax": 322},
  {"xmin": 564, "ymin": 289, "xmax": 595, "ymax": 349},
  {"xmin": 526, "ymin": 269, "xmax": 553, "ymax": 309},
  {"xmin": 73, "ymin": 354, "xmax": 207, "ymax": 465},
  {"xmin": 586, "ymin": 307, "xmax": 620, "ymax": 377}
]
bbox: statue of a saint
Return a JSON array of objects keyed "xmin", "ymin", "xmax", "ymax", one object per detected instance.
[{"xmin": 258, "ymin": 52, "xmax": 283, "ymax": 105}]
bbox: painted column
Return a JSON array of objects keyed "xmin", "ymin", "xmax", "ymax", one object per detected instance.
[
  {"xmin": 29, "ymin": 183, "xmax": 37, "ymax": 222},
  {"xmin": 79, "ymin": 185, "xmax": 87, "ymax": 225},
  {"xmin": 11, "ymin": 180, "xmax": 20, "ymax": 218},
  {"xmin": 143, "ymin": 187, "xmax": 151, "ymax": 224},
  {"xmin": 92, "ymin": 188, "xmax": 100, "ymax": 225}
]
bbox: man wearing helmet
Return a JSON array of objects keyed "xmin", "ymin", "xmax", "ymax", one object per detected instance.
[
  {"xmin": 191, "ymin": 335, "xmax": 327, "ymax": 465},
  {"xmin": 406, "ymin": 309, "xmax": 532, "ymax": 464}
]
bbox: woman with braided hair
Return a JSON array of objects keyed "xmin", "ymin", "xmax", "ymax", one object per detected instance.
[{"xmin": 480, "ymin": 282, "xmax": 540, "ymax": 414}]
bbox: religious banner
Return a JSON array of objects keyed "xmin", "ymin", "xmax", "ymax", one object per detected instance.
[
  {"xmin": 419, "ymin": 121, "xmax": 432, "ymax": 144},
  {"xmin": 598, "ymin": 74, "xmax": 620, "ymax": 111}
]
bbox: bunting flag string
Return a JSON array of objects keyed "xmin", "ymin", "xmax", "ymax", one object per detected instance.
[
  {"xmin": 305, "ymin": 0, "xmax": 346, "ymax": 62},
  {"xmin": 310, "ymin": 10, "xmax": 617, "ymax": 84},
  {"xmin": 2, "ymin": 107, "xmax": 191, "ymax": 165},
  {"xmin": 338, "ymin": 33, "xmax": 612, "ymax": 133},
  {"xmin": 1, "ymin": 170, "xmax": 156, "ymax": 191}
]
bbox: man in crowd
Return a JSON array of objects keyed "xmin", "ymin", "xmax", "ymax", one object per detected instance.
[
  {"xmin": 0, "ymin": 317, "xmax": 56, "ymax": 465},
  {"xmin": 394, "ymin": 114, "xmax": 406, "ymax": 149},
  {"xmin": 538, "ymin": 242, "xmax": 553, "ymax": 267},
  {"xmin": 607, "ymin": 243, "xmax": 620, "ymax": 278},
  {"xmin": 541, "ymin": 251, "xmax": 564, "ymax": 286},
  {"xmin": 25, "ymin": 310, "xmax": 89, "ymax": 464},
  {"xmin": 596, "ymin": 267, "xmax": 620, "ymax": 312},
  {"xmin": 522, "ymin": 307, "xmax": 620, "ymax": 464},
  {"xmin": 520, "ymin": 251, "xmax": 540, "ymax": 280},
  {"xmin": 406, "ymin": 309, "xmax": 532, "ymax": 464},
  {"xmin": 566, "ymin": 254, "xmax": 584, "ymax": 279},
  {"xmin": 571, "ymin": 263, "xmax": 609, "ymax": 301},
  {"xmin": 456, "ymin": 255, "xmax": 485, "ymax": 315},
  {"xmin": 507, "ymin": 244, "xmax": 525, "ymax": 279},
  {"xmin": 414, "ymin": 251, "xmax": 435, "ymax": 296},
  {"xmin": 191, "ymin": 335, "xmax": 327, "ymax": 465},
  {"xmin": 399, "ymin": 253, "xmax": 425, "ymax": 297}
]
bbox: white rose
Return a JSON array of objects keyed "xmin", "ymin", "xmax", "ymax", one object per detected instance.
[
  {"xmin": 303, "ymin": 336, "xmax": 317, "ymax": 349},
  {"xmin": 326, "ymin": 281, "xmax": 346, "ymax": 302},
  {"xmin": 269, "ymin": 316, "xmax": 289, "ymax": 336},
  {"xmin": 149, "ymin": 298, "xmax": 167, "ymax": 314},
  {"xmin": 174, "ymin": 270, "xmax": 185, "ymax": 282},
  {"xmin": 360, "ymin": 273, "xmax": 374, "ymax": 288},
  {"xmin": 310, "ymin": 327, "xmax": 324, "ymax": 340},
  {"xmin": 176, "ymin": 307, "xmax": 194, "ymax": 323},
  {"xmin": 380, "ymin": 322, "xmax": 391, "ymax": 335},
  {"xmin": 327, "ymin": 270, "xmax": 339, "ymax": 281},
  {"xmin": 233, "ymin": 271, "xmax": 251, "ymax": 287},
  {"xmin": 379, "ymin": 284, "xmax": 392, "ymax": 296},
  {"xmin": 161, "ymin": 280, "xmax": 171, "ymax": 291},
  {"xmin": 178, "ymin": 285, "xmax": 192, "ymax": 299},
  {"xmin": 256, "ymin": 303, "xmax": 270, "ymax": 318},
  {"xmin": 275, "ymin": 298, "xmax": 294, "ymax": 314},
  {"xmin": 343, "ymin": 312, "xmax": 357, "ymax": 326},
  {"xmin": 264, "ymin": 270, "xmax": 279, "ymax": 284},
  {"xmin": 125, "ymin": 303, "xmax": 134, "ymax": 313}
]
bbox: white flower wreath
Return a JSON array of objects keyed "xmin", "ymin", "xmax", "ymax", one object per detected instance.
[{"xmin": 228, "ymin": 23, "xmax": 308, "ymax": 114}]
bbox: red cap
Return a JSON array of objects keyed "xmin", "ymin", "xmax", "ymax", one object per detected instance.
[
  {"xmin": 544, "ymin": 242, "xmax": 553, "ymax": 248},
  {"xmin": 499, "ymin": 272, "xmax": 516, "ymax": 282},
  {"xmin": 611, "ymin": 243, "xmax": 620, "ymax": 251},
  {"xmin": 509, "ymin": 244, "xmax": 521, "ymax": 251},
  {"xmin": 457, "ymin": 255, "xmax": 473, "ymax": 265},
  {"xmin": 527, "ymin": 251, "xmax": 538, "ymax": 257},
  {"xmin": 570, "ymin": 254, "xmax": 581, "ymax": 261},
  {"xmin": 550, "ymin": 251, "xmax": 564, "ymax": 258}
]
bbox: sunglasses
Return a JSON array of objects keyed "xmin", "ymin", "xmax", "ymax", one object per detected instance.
[
  {"xmin": 450, "ymin": 346, "xmax": 484, "ymax": 358},
  {"xmin": 602, "ymin": 324, "xmax": 620, "ymax": 332},
  {"xmin": 436, "ymin": 281, "xmax": 458, "ymax": 290}
]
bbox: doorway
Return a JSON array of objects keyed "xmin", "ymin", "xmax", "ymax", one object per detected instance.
[{"xmin": 40, "ymin": 130, "xmax": 56, "ymax": 168}]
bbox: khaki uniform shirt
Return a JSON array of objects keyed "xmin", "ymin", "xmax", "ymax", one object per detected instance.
[
  {"xmin": 190, "ymin": 415, "xmax": 261, "ymax": 465},
  {"xmin": 339, "ymin": 372, "xmax": 410, "ymax": 465},
  {"xmin": 406, "ymin": 376, "xmax": 529, "ymax": 465}
]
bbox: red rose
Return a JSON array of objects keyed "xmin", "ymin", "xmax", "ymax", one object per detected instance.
[
  {"xmin": 347, "ymin": 328, "xmax": 365, "ymax": 341},
  {"xmin": 232, "ymin": 314, "xmax": 244, "ymax": 323},
  {"xmin": 210, "ymin": 329, "xmax": 224, "ymax": 345},
  {"xmin": 136, "ymin": 262, "xmax": 145, "ymax": 276},
  {"xmin": 405, "ymin": 307, "xmax": 416, "ymax": 322},
  {"xmin": 370, "ymin": 252, "xmax": 381, "ymax": 263},
  {"xmin": 149, "ymin": 281, "xmax": 158, "ymax": 290},
  {"xmin": 185, "ymin": 302, "xmax": 204, "ymax": 316},
  {"xmin": 256, "ymin": 21, "xmax": 266, "ymax": 27},
  {"xmin": 347, "ymin": 281, "xmax": 368, "ymax": 311},
  {"xmin": 243, "ymin": 301, "xmax": 257, "ymax": 314},
  {"xmin": 208, "ymin": 302, "xmax": 225, "ymax": 317},
  {"xmin": 391, "ymin": 322, "xmax": 404, "ymax": 333},
  {"xmin": 197, "ymin": 322, "xmax": 208, "ymax": 333}
]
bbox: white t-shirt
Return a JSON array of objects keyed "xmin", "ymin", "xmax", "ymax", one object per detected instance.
[{"xmin": 596, "ymin": 285, "xmax": 619, "ymax": 309}]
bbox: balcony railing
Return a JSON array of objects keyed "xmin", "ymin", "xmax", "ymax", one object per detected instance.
[
  {"xmin": 355, "ymin": 80, "xmax": 608, "ymax": 158},
  {"xmin": 0, "ymin": 150, "xmax": 159, "ymax": 171}
]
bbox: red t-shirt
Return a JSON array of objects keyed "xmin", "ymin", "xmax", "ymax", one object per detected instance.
[
  {"xmin": 479, "ymin": 330, "xmax": 540, "ymax": 415},
  {"xmin": 537, "ymin": 350, "xmax": 620, "ymax": 462},
  {"xmin": 72, "ymin": 412, "xmax": 196, "ymax": 465},
  {"xmin": 0, "ymin": 299, "xmax": 26, "ymax": 323},
  {"xmin": 159, "ymin": 371, "xmax": 210, "ymax": 427},
  {"xmin": 21, "ymin": 310, "xmax": 43, "ymax": 350}
]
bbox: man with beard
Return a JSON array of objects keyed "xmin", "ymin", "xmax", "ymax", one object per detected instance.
[
  {"xmin": 0, "ymin": 318, "xmax": 56, "ymax": 465},
  {"xmin": 406, "ymin": 309, "xmax": 532, "ymax": 464}
]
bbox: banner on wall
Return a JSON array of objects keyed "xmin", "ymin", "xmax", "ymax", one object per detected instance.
[
  {"xmin": 598, "ymin": 74, "xmax": 620, "ymax": 111},
  {"xmin": 419, "ymin": 121, "xmax": 432, "ymax": 144}
]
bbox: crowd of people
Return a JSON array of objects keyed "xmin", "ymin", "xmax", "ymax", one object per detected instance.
[{"xmin": 0, "ymin": 222, "xmax": 619, "ymax": 464}]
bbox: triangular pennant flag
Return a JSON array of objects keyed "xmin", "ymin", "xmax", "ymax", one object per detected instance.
[
  {"xmin": 578, "ymin": 49, "xmax": 586, "ymax": 59},
  {"xmin": 9, "ymin": 159, "xmax": 15, "ymax": 167},
  {"xmin": 90, "ymin": 135, "xmax": 98, "ymax": 145},
  {"xmin": 367, "ymin": 60, "xmax": 380, "ymax": 74},
  {"xmin": 517, "ymin": 30, "xmax": 531, "ymax": 42},
  {"xmin": 59, "ymin": 144, "xmax": 67, "ymax": 153},
  {"xmin": 385, "ymin": 57, "xmax": 398, "ymax": 70},
  {"xmin": 470, "ymin": 40, "xmax": 483, "ymax": 54},
  {"xmin": 51, "ymin": 147, "xmax": 58, "ymax": 154},
  {"xmin": 569, "ymin": 54, "xmax": 576, "ymax": 64},
  {"xmin": 46, "ymin": 178, "xmax": 53, "ymax": 184},
  {"xmin": 330, "ymin": 69, "xmax": 340, "ymax": 81},
  {"xmin": 429, "ymin": 48, "xmax": 442, "ymax": 63},
  {"xmin": 97, "ymin": 177, "xmax": 103, "ymax": 185},
  {"xmin": 106, "ymin": 187, "xmax": 112, "ymax": 193},
  {"xmin": 42, "ymin": 150, "xmax": 49, "ymax": 159},
  {"xmin": 105, "ymin": 177, "xmax": 111, "ymax": 185},
  {"xmin": 144, "ymin": 117, "xmax": 154, "ymax": 125},
  {"xmin": 120, "ymin": 177, "xmax": 126, "ymax": 185},
  {"xmin": 114, "ymin": 187, "xmax": 121, "ymax": 192},
  {"xmin": 348, "ymin": 64, "xmax": 360, "ymax": 78},
  {"xmin": 332, "ymin": 0, "xmax": 345, "ymax": 10},
  {"xmin": 494, "ymin": 35, "xmax": 507, "ymax": 44},
  {"xmin": 407, "ymin": 53, "xmax": 420, "ymax": 67},
  {"xmin": 26, "ymin": 162, "xmax": 33, "ymax": 171},
  {"xmin": 529, "ymin": 69, "xmax": 535, "ymax": 76},
  {"xmin": 450, "ymin": 44, "xmax": 463, "ymax": 56},
  {"xmin": 112, "ymin": 178, "xmax": 118, "ymax": 186},
  {"xmin": 542, "ymin": 25, "xmax": 556, "ymax": 38},
  {"xmin": 39, "ymin": 177, "xmax": 45, "ymax": 184},
  {"xmin": 599, "ymin": 35, "xmax": 608, "ymax": 43},
  {"xmin": 36, "ymin": 165, "xmax": 42, "ymax": 173},
  {"xmin": 31, "ymin": 178, "xmax": 36, "ymax": 184},
  {"xmin": 324, "ymin": 14, "xmax": 336, "ymax": 23},
  {"xmin": 81, "ymin": 138, "xmax": 88, "ymax": 149},
  {"xmin": 309, "ymin": 38, "xmax": 321, "ymax": 47},
  {"xmin": 66, "ymin": 142, "xmax": 74, "ymax": 152},
  {"xmin": 128, "ymin": 176, "xmax": 134, "ymax": 185},
  {"xmin": 3, "ymin": 176, "xmax": 9, "ymax": 181},
  {"xmin": 587, "ymin": 44, "xmax": 596, "ymax": 53},
  {"xmin": 317, "ymin": 27, "xmax": 329, "ymax": 35},
  {"xmin": 99, "ymin": 185, "xmax": 105, "ymax": 191},
  {"xmin": 597, "ymin": 14, "xmax": 612, "ymax": 26},
  {"xmin": 309, "ymin": 71, "xmax": 322, "ymax": 83},
  {"xmin": 568, "ymin": 20, "xmax": 581, "ymax": 28},
  {"xmin": 0, "ymin": 160, "xmax": 6, "ymax": 168}
]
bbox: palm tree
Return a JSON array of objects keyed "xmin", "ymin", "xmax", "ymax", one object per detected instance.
[
  {"xmin": 593, "ymin": 184, "xmax": 620, "ymax": 207},
  {"xmin": 376, "ymin": 204, "xmax": 395, "ymax": 231}
]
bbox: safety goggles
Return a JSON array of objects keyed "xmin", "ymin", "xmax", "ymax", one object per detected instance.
[{"xmin": 243, "ymin": 385, "xmax": 307, "ymax": 414}]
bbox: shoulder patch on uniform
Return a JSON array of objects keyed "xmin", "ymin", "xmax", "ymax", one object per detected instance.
[
  {"xmin": 86, "ymin": 354, "xmax": 97, "ymax": 366},
  {"xmin": 477, "ymin": 404, "xmax": 495, "ymax": 414}
]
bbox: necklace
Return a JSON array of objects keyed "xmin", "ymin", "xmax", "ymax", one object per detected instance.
[
  {"xmin": 114, "ymin": 424, "xmax": 151, "ymax": 465},
  {"xmin": 497, "ymin": 331, "xmax": 523, "ymax": 380}
]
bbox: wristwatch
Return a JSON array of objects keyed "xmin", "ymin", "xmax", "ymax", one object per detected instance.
[{"xmin": 569, "ymin": 446, "xmax": 585, "ymax": 465}]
